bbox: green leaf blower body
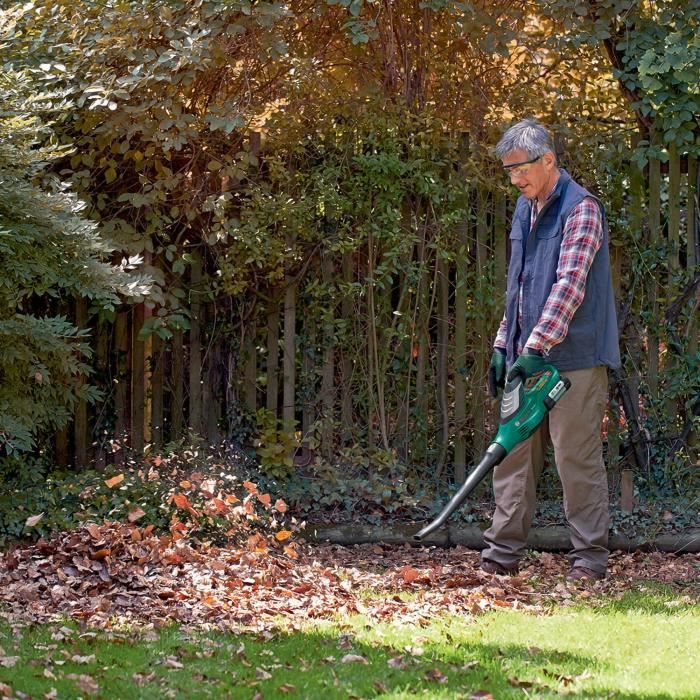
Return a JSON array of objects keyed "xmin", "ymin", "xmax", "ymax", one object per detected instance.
[{"xmin": 414, "ymin": 366, "xmax": 571, "ymax": 541}]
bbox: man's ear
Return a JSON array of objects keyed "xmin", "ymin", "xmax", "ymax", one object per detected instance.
[{"xmin": 542, "ymin": 150, "xmax": 557, "ymax": 169}]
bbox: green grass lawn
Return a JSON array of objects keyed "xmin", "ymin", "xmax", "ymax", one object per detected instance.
[{"xmin": 0, "ymin": 585, "xmax": 697, "ymax": 699}]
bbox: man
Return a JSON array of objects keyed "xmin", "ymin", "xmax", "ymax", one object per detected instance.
[{"xmin": 482, "ymin": 118, "xmax": 620, "ymax": 581}]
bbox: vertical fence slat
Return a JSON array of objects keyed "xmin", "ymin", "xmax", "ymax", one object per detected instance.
[
  {"xmin": 452, "ymin": 132, "xmax": 469, "ymax": 481},
  {"xmin": 171, "ymin": 330, "xmax": 184, "ymax": 441},
  {"xmin": 668, "ymin": 142, "xmax": 681, "ymax": 275},
  {"xmin": 243, "ymin": 328, "xmax": 258, "ymax": 415},
  {"xmin": 74, "ymin": 296, "xmax": 88, "ymax": 467},
  {"xmin": 435, "ymin": 258, "xmax": 449, "ymax": 474},
  {"xmin": 131, "ymin": 301, "xmax": 145, "ymax": 452},
  {"xmin": 188, "ymin": 249, "xmax": 203, "ymax": 435},
  {"xmin": 266, "ymin": 293, "xmax": 280, "ymax": 414},
  {"xmin": 114, "ymin": 310, "xmax": 130, "ymax": 463},
  {"xmin": 320, "ymin": 254, "xmax": 335, "ymax": 458},
  {"xmin": 647, "ymin": 133, "xmax": 661, "ymax": 399},
  {"xmin": 282, "ymin": 244, "xmax": 297, "ymax": 434},
  {"xmin": 340, "ymin": 252, "xmax": 353, "ymax": 444},
  {"xmin": 472, "ymin": 189, "xmax": 488, "ymax": 460},
  {"xmin": 151, "ymin": 334, "xmax": 164, "ymax": 449},
  {"xmin": 687, "ymin": 155, "xmax": 698, "ymax": 363}
]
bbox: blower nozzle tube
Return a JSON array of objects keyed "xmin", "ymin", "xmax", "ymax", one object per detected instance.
[{"xmin": 413, "ymin": 442, "xmax": 507, "ymax": 541}]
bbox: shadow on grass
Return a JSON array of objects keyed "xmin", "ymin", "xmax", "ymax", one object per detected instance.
[{"xmin": 1, "ymin": 618, "xmax": 688, "ymax": 699}]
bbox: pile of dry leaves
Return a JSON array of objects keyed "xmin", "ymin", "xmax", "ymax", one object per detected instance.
[{"xmin": 1, "ymin": 518, "xmax": 697, "ymax": 631}]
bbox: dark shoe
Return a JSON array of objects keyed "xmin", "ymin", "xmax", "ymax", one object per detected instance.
[
  {"xmin": 481, "ymin": 559, "xmax": 519, "ymax": 576},
  {"xmin": 566, "ymin": 566, "xmax": 605, "ymax": 581}
]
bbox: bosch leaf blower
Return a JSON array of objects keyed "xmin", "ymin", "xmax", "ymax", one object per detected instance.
[{"xmin": 413, "ymin": 366, "xmax": 571, "ymax": 541}]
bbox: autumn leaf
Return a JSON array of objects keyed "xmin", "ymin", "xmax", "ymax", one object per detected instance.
[
  {"xmin": 25, "ymin": 513, "xmax": 44, "ymax": 528},
  {"xmin": 104, "ymin": 474, "xmax": 124, "ymax": 488},
  {"xmin": 340, "ymin": 654, "xmax": 368, "ymax": 664},
  {"xmin": 399, "ymin": 566, "xmax": 420, "ymax": 584},
  {"xmin": 275, "ymin": 530, "xmax": 293, "ymax": 541},
  {"xmin": 85, "ymin": 523, "xmax": 102, "ymax": 539},
  {"xmin": 257, "ymin": 492, "xmax": 271, "ymax": 507},
  {"xmin": 426, "ymin": 668, "xmax": 448, "ymax": 683},
  {"xmin": 283, "ymin": 543, "xmax": 299, "ymax": 558},
  {"xmin": 127, "ymin": 507, "xmax": 146, "ymax": 522},
  {"xmin": 171, "ymin": 493, "xmax": 199, "ymax": 517},
  {"xmin": 242, "ymin": 480, "xmax": 258, "ymax": 493},
  {"xmin": 274, "ymin": 499, "xmax": 288, "ymax": 513}
]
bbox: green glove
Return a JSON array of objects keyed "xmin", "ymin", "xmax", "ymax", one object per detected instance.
[
  {"xmin": 507, "ymin": 348, "xmax": 545, "ymax": 382},
  {"xmin": 488, "ymin": 349, "xmax": 506, "ymax": 397}
]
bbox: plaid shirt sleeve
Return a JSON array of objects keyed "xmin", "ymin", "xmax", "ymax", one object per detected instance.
[
  {"xmin": 494, "ymin": 313, "xmax": 508, "ymax": 350},
  {"xmin": 525, "ymin": 196, "xmax": 604, "ymax": 354}
]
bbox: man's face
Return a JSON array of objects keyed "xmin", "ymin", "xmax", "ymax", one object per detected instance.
[{"xmin": 502, "ymin": 148, "xmax": 556, "ymax": 201}]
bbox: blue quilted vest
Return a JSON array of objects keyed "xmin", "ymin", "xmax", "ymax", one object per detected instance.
[{"xmin": 504, "ymin": 169, "xmax": 621, "ymax": 372}]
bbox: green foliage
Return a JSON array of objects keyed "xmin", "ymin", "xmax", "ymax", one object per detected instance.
[
  {"xmin": 546, "ymin": 0, "xmax": 700, "ymax": 153},
  {"xmin": 0, "ymin": 68, "xmax": 151, "ymax": 454},
  {"xmin": 254, "ymin": 408, "xmax": 298, "ymax": 481}
]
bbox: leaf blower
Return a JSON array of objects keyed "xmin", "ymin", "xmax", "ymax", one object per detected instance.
[{"xmin": 413, "ymin": 366, "xmax": 571, "ymax": 541}]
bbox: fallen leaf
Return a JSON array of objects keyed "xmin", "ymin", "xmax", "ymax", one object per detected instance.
[
  {"xmin": 340, "ymin": 654, "xmax": 368, "ymax": 664},
  {"xmin": 508, "ymin": 676, "xmax": 535, "ymax": 688},
  {"xmin": 104, "ymin": 474, "xmax": 124, "ymax": 488},
  {"xmin": 279, "ymin": 683, "xmax": 296, "ymax": 693},
  {"xmin": 25, "ymin": 513, "xmax": 44, "ymax": 528},
  {"xmin": 127, "ymin": 508, "xmax": 147, "ymax": 522},
  {"xmin": 274, "ymin": 499, "xmax": 288, "ymax": 513},
  {"xmin": 426, "ymin": 668, "xmax": 448, "ymax": 683},
  {"xmin": 399, "ymin": 566, "xmax": 420, "ymax": 584},
  {"xmin": 0, "ymin": 656, "xmax": 19, "ymax": 667},
  {"xmin": 275, "ymin": 530, "xmax": 293, "ymax": 541},
  {"xmin": 256, "ymin": 667, "xmax": 272, "ymax": 680},
  {"xmin": 70, "ymin": 654, "xmax": 96, "ymax": 664},
  {"xmin": 67, "ymin": 674, "xmax": 99, "ymax": 695}
]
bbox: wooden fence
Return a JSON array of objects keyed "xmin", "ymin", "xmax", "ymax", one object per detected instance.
[{"xmin": 56, "ymin": 138, "xmax": 698, "ymax": 492}]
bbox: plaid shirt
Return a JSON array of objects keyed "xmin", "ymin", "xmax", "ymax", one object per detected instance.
[{"xmin": 495, "ymin": 190, "xmax": 604, "ymax": 355}]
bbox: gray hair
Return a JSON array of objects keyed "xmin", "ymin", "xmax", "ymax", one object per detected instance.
[{"xmin": 495, "ymin": 119, "xmax": 556, "ymax": 161}]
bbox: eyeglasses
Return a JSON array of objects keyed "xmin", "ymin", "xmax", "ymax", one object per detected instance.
[{"xmin": 503, "ymin": 155, "xmax": 541, "ymax": 178}]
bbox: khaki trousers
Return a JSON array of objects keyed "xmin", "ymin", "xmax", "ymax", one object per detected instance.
[{"xmin": 481, "ymin": 366, "xmax": 610, "ymax": 574}]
